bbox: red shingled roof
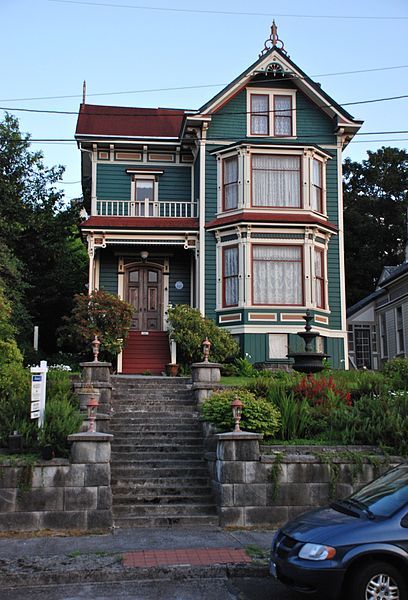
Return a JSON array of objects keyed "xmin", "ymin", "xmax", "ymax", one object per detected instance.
[
  {"xmin": 206, "ymin": 212, "xmax": 338, "ymax": 231},
  {"xmin": 75, "ymin": 104, "xmax": 186, "ymax": 139},
  {"xmin": 80, "ymin": 216, "xmax": 198, "ymax": 230}
]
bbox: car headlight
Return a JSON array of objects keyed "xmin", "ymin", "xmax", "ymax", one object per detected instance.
[{"xmin": 298, "ymin": 543, "xmax": 336, "ymax": 561}]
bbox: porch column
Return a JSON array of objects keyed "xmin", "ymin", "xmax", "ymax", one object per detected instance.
[{"xmin": 87, "ymin": 235, "xmax": 95, "ymax": 293}]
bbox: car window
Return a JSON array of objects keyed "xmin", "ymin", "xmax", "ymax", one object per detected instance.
[
  {"xmin": 350, "ymin": 465, "xmax": 408, "ymax": 518},
  {"xmin": 401, "ymin": 514, "xmax": 408, "ymax": 528}
]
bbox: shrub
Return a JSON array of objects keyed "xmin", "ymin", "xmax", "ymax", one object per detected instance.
[
  {"xmin": 38, "ymin": 396, "xmax": 82, "ymax": 458},
  {"xmin": 58, "ymin": 289, "xmax": 134, "ymax": 360},
  {"xmin": 294, "ymin": 374, "xmax": 352, "ymax": 413},
  {"xmin": 267, "ymin": 385, "xmax": 311, "ymax": 441},
  {"xmin": 167, "ymin": 305, "xmax": 240, "ymax": 366},
  {"xmin": 383, "ymin": 357, "xmax": 408, "ymax": 389},
  {"xmin": 201, "ymin": 388, "xmax": 280, "ymax": 438}
]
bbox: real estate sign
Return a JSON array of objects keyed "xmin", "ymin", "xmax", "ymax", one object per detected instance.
[{"xmin": 30, "ymin": 361, "xmax": 48, "ymax": 427}]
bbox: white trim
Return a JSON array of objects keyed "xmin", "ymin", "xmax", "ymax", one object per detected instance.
[
  {"xmin": 198, "ymin": 124, "xmax": 208, "ymax": 315},
  {"xmin": 94, "ymin": 251, "xmax": 100, "ymax": 290},
  {"xmin": 91, "ymin": 145, "xmax": 97, "ymax": 216},
  {"xmin": 163, "ymin": 258, "xmax": 170, "ymax": 331},
  {"xmin": 118, "ymin": 256, "xmax": 125, "ymax": 300},
  {"xmin": 222, "ymin": 323, "xmax": 348, "ymax": 339},
  {"xmin": 246, "ymin": 88, "xmax": 297, "ymax": 138},
  {"xmin": 336, "ymin": 137, "xmax": 349, "ymax": 368}
]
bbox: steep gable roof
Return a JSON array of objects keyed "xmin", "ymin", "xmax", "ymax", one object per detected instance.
[
  {"xmin": 75, "ymin": 104, "xmax": 187, "ymax": 139},
  {"xmin": 195, "ymin": 45, "xmax": 362, "ymax": 136}
]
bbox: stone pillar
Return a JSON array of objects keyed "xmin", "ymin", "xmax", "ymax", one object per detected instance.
[
  {"xmin": 191, "ymin": 361, "xmax": 222, "ymax": 405},
  {"xmin": 76, "ymin": 361, "xmax": 113, "ymax": 430},
  {"xmin": 213, "ymin": 431, "xmax": 264, "ymax": 528},
  {"xmin": 68, "ymin": 432, "xmax": 113, "ymax": 530}
]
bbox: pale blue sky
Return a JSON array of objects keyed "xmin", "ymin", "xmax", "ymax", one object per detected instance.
[{"xmin": 2, "ymin": 0, "xmax": 408, "ymax": 201}]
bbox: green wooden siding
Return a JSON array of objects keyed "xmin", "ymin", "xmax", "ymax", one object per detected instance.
[
  {"xmin": 207, "ymin": 85, "xmax": 336, "ymax": 144},
  {"xmin": 327, "ymin": 236, "xmax": 341, "ymax": 330},
  {"xmin": 96, "ymin": 163, "xmax": 191, "ymax": 201},
  {"xmin": 99, "ymin": 250, "xmax": 118, "ymax": 294},
  {"xmin": 169, "ymin": 249, "xmax": 191, "ymax": 306},
  {"xmin": 326, "ymin": 337, "xmax": 345, "ymax": 369},
  {"xmin": 205, "ymin": 231, "xmax": 217, "ymax": 320}
]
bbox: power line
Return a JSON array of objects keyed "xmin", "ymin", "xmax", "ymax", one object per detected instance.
[
  {"xmin": 49, "ymin": 0, "xmax": 408, "ymax": 20},
  {"xmin": 1, "ymin": 93, "xmax": 407, "ymax": 119},
  {"xmin": 2, "ymin": 64, "xmax": 408, "ymax": 103}
]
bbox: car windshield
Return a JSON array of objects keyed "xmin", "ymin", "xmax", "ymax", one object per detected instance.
[{"xmin": 349, "ymin": 464, "xmax": 408, "ymax": 518}]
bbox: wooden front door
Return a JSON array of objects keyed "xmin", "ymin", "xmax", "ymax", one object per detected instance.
[{"xmin": 126, "ymin": 265, "xmax": 163, "ymax": 331}]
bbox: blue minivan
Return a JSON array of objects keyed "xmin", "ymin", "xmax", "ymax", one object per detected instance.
[{"xmin": 270, "ymin": 463, "xmax": 408, "ymax": 600}]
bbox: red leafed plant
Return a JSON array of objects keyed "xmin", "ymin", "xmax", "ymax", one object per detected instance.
[{"xmin": 295, "ymin": 374, "xmax": 351, "ymax": 415}]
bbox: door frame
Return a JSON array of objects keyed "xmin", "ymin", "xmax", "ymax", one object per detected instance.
[{"xmin": 124, "ymin": 261, "xmax": 165, "ymax": 331}]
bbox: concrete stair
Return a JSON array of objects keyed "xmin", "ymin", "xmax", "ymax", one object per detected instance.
[{"xmin": 109, "ymin": 376, "xmax": 218, "ymax": 528}]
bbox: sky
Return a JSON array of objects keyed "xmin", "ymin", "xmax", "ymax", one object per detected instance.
[{"xmin": 2, "ymin": 0, "xmax": 408, "ymax": 202}]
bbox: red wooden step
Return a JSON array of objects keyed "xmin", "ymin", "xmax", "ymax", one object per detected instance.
[{"xmin": 122, "ymin": 331, "xmax": 171, "ymax": 374}]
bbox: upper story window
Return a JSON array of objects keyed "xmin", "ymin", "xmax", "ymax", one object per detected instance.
[
  {"xmin": 223, "ymin": 156, "xmax": 238, "ymax": 211},
  {"xmin": 314, "ymin": 248, "xmax": 325, "ymax": 309},
  {"xmin": 252, "ymin": 154, "xmax": 301, "ymax": 208},
  {"xmin": 311, "ymin": 159, "xmax": 323, "ymax": 213},
  {"xmin": 248, "ymin": 90, "xmax": 296, "ymax": 138},
  {"xmin": 396, "ymin": 306, "xmax": 404, "ymax": 354},
  {"xmin": 223, "ymin": 246, "xmax": 239, "ymax": 307},
  {"xmin": 252, "ymin": 245, "xmax": 303, "ymax": 306}
]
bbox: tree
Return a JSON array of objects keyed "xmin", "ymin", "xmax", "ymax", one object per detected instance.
[
  {"xmin": 344, "ymin": 147, "xmax": 408, "ymax": 307},
  {"xmin": 0, "ymin": 113, "xmax": 87, "ymax": 355}
]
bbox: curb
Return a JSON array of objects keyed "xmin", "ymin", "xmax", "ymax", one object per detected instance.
[{"xmin": 0, "ymin": 560, "xmax": 270, "ymax": 587}]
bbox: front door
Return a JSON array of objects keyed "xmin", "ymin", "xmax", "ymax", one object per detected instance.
[{"xmin": 126, "ymin": 265, "xmax": 163, "ymax": 331}]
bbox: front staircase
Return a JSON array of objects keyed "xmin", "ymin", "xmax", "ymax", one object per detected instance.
[
  {"xmin": 121, "ymin": 331, "xmax": 170, "ymax": 375},
  {"xmin": 109, "ymin": 376, "xmax": 218, "ymax": 527}
]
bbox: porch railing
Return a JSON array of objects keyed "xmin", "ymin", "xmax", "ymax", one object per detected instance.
[{"xmin": 96, "ymin": 199, "xmax": 197, "ymax": 218}]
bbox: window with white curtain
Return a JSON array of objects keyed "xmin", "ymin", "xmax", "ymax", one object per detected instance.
[
  {"xmin": 248, "ymin": 91, "xmax": 294, "ymax": 137},
  {"xmin": 250, "ymin": 94, "xmax": 269, "ymax": 135},
  {"xmin": 223, "ymin": 246, "xmax": 239, "ymax": 306},
  {"xmin": 223, "ymin": 157, "xmax": 238, "ymax": 210},
  {"xmin": 314, "ymin": 248, "xmax": 325, "ymax": 308},
  {"xmin": 252, "ymin": 154, "xmax": 301, "ymax": 207},
  {"xmin": 274, "ymin": 95, "xmax": 292, "ymax": 136},
  {"xmin": 311, "ymin": 159, "xmax": 323, "ymax": 213},
  {"xmin": 252, "ymin": 245, "xmax": 303, "ymax": 305}
]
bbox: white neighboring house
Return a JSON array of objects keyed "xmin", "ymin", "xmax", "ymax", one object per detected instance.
[{"xmin": 347, "ymin": 264, "xmax": 408, "ymax": 369}]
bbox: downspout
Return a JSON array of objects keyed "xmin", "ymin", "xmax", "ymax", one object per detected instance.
[{"xmin": 337, "ymin": 128, "xmax": 349, "ymax": 369}]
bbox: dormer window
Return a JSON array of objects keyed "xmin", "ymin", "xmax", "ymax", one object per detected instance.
[{"xmin": 247, "ymin": 90, "xmax": 296, "ymax": 138}]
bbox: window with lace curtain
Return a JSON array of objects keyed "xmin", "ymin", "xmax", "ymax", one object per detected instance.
[
  {"xmin": 223, "ymin": 156, "xmax": 238, "ymax": 211},
  {"xmin": 314, "ymin": 248, "xmax": 325, "ymax": 309},
  {"xmin": 252, "ymin": 245, "xmax": 303, "ymax": 305},
  {"xmin": 248, "ymin": 91, "xmax": 294, "ymax": 137},
  {"xmin": 223, "ymin": 246, "xmax": 239, "ymax": 307},
  {"xmin": 252, "ymin": 154, "xmax": 301, "ymax": 208}
]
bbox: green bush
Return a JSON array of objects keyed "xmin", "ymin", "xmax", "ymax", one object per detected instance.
[
  {"xmin": 202, "ymin": 388, "xmax": 280, "ymax": 438},
  {"xmin": 167, "ymin": 305, "xmax": 240, "ymax": 367},
  {"xmin": 383, "ymin": 357, "xmax": 408, "ymax": 389},
  {"xmin": 38, "ymin": 396, "xmax": 82, "ymax": 458},
  {"xmin": 267, "ymin": 385, "xmax": 311, "ymax": 441},
  {"xmin": 59, "ymin": 289, "xmax": 134, "ymax": 360}
]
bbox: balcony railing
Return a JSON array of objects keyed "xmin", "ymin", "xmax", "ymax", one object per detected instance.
[{"xmin": 96, "ymin": 199, "xmax": 197, "ymax": 218}]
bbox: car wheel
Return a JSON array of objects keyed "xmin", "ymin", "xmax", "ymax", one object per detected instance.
[{"xmin": 349, "ymin": 561, "xmax": 407, "ymax": 600}]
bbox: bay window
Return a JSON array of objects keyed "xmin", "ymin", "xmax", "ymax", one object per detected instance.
[
  {"xmin": 252, "ymin": 245, "xmax": 303, "ymax": 305},
  {"xmin": 311, "ymin": 159, "xmax": 323, "ymax": 213},
  {"xmin": 314, "ymin": 248, "xmax": 325, "ymax": 308},
  {"xmin": 252, "ymin": 154, "xmax": 301, "ymax": 208},
  {"xmin": 223, "ymin": 246, "xmax": 239, "ymax": 306},
  {"xmin": 223, "ymin": 156, "xmax": 238, "ymax": 210}
]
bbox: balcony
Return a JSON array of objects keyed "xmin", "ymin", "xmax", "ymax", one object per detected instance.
[{"xmin": 96, "ymin": 199, "xmax": 197, "ymax": 218}]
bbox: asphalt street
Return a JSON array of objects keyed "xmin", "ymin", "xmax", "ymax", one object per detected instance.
[{"xmin": 1, "ymin": 576, "xmax": 303, "ymax": 599}]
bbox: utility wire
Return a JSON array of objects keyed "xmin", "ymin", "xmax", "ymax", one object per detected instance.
[
  {"xmin": 49, "ymin": 0, "xmax": 408, "ymax": 20},
  {"xmin": 1, "ymin": 93, "xmax": 407, "ymax": 118},
  {"xmin": 2, "ymin": 65, "xmax": 408, "ymax": 103}
]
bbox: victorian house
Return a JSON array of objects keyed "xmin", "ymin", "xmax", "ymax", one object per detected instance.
[{"xmin": 76, "ymin": 24, "xmax": 362, "ymax": 373}]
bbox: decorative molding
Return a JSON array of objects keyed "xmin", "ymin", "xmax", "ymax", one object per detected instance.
[
  {"xmin": 219, "ymin": 313, "xmax": 242, "ymax": 323},
  {"xmin": 115, "ymin": 152, "xmax": 142, "ymax": 161},
  {"xmin": 248, "ymin": 313, "xmax": 277, "ymax": 321}
]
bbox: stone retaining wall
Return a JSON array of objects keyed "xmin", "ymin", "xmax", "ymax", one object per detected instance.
[
  {"xmin": 0, "ymin": 433, "xmax": 113, "ymax": 532},
  {"xmin": 206, "ymin": 433, "xmax": 400, "ymax": 528}
]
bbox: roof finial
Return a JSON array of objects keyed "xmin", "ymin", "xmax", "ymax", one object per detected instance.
[
  {"xmin": 259, "ymin": 20, "xmax": 286, "ymax": 57},
  {"xmin": 82, "ymin": 80, "xmax": 87, "ymax": 104}
]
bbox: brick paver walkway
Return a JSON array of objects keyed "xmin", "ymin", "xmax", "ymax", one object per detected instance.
[{"xmin": 123, "ymin": 547, "xmax": 252, "ymax": 568}]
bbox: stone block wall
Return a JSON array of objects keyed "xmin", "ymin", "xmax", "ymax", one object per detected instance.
[
  {"xmin": 208, "ymin": 434, "xmax": 398, "ymax": 528},
  {"xmin": 0, "ymin": 433, "xmax": 113, "ymax": 532}
]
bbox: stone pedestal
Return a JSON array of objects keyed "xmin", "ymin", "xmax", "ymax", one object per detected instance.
[
  {"xmin": 78, "ymin": 361, "xmax": 113, "ymax": 415},
  {"xmin": 191, "ymin": 361, "xmax": 222, "ymax": 405}
]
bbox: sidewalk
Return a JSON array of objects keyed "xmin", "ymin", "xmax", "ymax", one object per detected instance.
[{"xmin": 0, "ymin": 526, "xmax": 274, "ymax": 587}]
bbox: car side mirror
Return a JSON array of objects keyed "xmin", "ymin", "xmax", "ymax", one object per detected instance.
[{"xmin": 401, "ymin": 514, "xmax": 408, "ymax": 528}]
